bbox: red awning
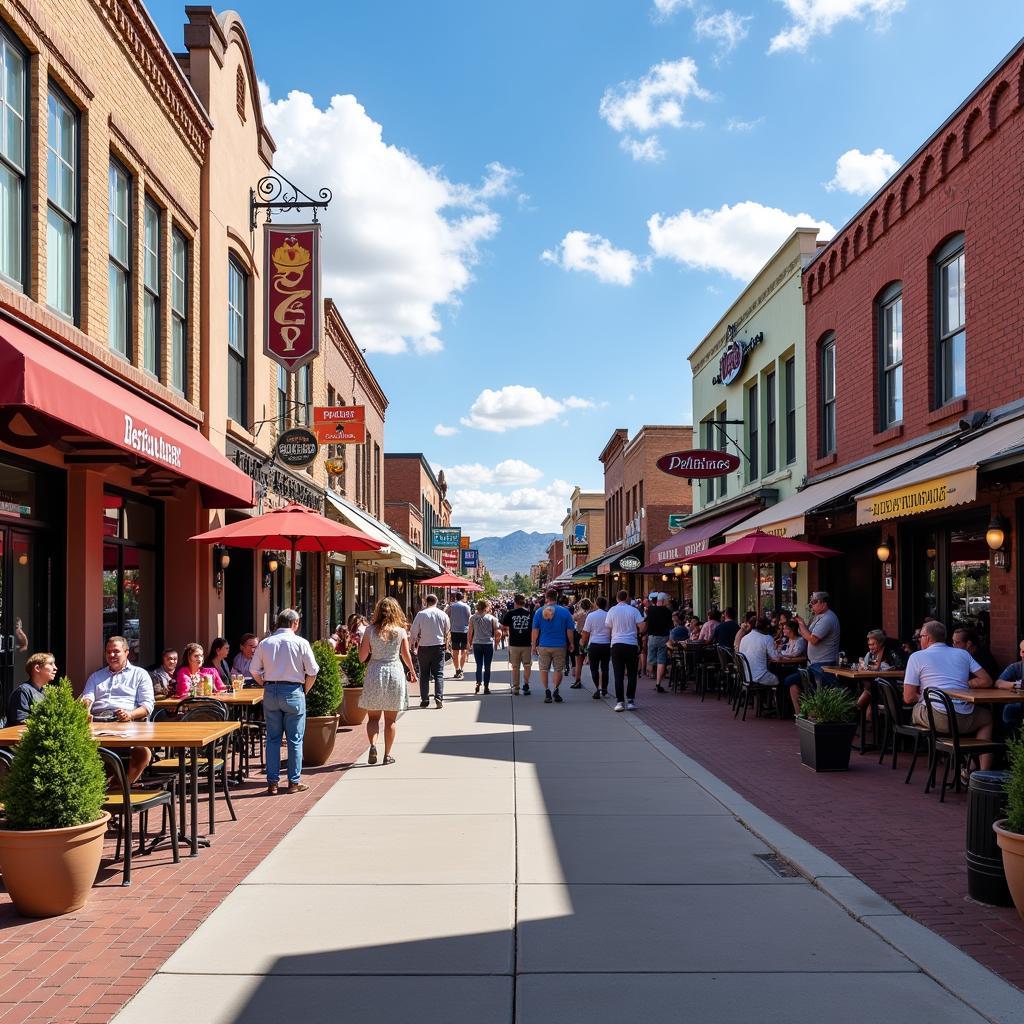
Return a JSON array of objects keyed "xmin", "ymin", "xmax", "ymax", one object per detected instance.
[
  {"xmin": 642, "ymin": 506, "xmax": 758, "ymax": 569},
  {"xmin": 0, "ymin": 318, "xmax": 254, "ymax": 508}
]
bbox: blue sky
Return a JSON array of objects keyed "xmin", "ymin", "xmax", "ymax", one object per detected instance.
[{"xmin": 155, "ymin": 1, "xmax": 1024, "ymax": 537}]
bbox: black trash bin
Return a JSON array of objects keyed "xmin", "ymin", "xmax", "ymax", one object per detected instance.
[{"xmin": 966, "ymin": 770, "xmax": 1012, "ymax": 906}]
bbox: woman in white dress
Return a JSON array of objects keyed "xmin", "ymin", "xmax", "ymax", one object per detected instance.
[{"xmin": 358, "ymin": 597, "xmax": 418, "ymax": 765}]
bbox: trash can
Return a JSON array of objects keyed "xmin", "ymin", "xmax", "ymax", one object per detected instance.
[{"xmin": 966, "ymin": 770, "xmax": 1012, "ymax": 906}]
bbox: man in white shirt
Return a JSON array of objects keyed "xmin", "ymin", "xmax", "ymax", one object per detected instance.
[
  {"xmin": 411, "ymin": 594, "xmax": 451, "ymax": 709},
  {"xmin": 738, "ymin": 618, "xmax": 780, "ymax": 685},
  {"xmin": 447, "ymin": 592, "xmax": 472, "ymax": 680},
  {"xmin": 582, "ymin": 596, "xmax": 612, "ymax": 699},
  {"xmin": 250, "ymin": 609, "xmax": 319, "ymax": 795},
  {"xmin": 903, "ymin": 619, "xmax": 995, "ymax": 769},
  {"xmin": 604, "ymin": 590, "xmax": 646, "ymax": 712}
]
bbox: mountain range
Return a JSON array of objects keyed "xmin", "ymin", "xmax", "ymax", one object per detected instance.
[{"xmin": 474, "ymin": 531, "xmax": 559, "ymax": 579}]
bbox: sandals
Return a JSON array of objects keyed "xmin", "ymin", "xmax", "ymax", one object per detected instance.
[
  {"xmin": 383, "ymin": 755, "xmax": 395, "ymax": 766},
  {"xmin": 368, "ymin": 745, "xmax": 378, "ymax": 765}
]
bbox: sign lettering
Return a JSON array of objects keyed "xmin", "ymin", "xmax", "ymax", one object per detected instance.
[
  {"xmin": 711, "ymin": 324, "xmax": 764, "ymax": 386},
  {"xmin": 123, "ymin": 414, "xmax": 182, "ymax": 468},
  {"xmin": 856, "ymin": 469, "xmax": 978, "ymax": 525},
  {"xmin": 275, "ymin": 427, "xmax": 319, "ymax": 469},
  {"xmin": 656, "ymin": 450, "xmax": 741, "ymax": 478},
  {"xmin": 431, "ymin": 527, "xmax": 462, "ymax": 549},
  {"xmin": 462, "ymin": 549, "xmax": 479, "ymax": 569},
  {"xmin": 440, "ymin": 549, "xmax": 461, "ymax": 571},
  {"xmin": 618, "ymin": 555, "xmax": 642, "ymax": 572},
  {"xmin": 263, "ymin": 224, "xmax": 321, "ymax": 372}
]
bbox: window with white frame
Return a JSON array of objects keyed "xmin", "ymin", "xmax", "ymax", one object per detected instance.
[
  {"xmin": 747, "ymin": 382, "xmax": 759, "ymax": 481},
  {"xmin": 819, "ymin": 333, "xmax": 837, "ymax": 456},
  {"xmin": 170, "ymin": 230, "xmax": 188, "ymax": 394},
  {"xmin": 108, "ymin": 161, "xmax": 131, "ymax": 357},
  {"xmin": 46, "ymin": 86, "xmax": 77, "ymax": 319},
  {"xmin": 765, "ymin": 370, "xmax": 777, "ymax": 475},
  {"xmin": 0, "ymin": 27, "xmax": 25, "ymax": 289},
  {"xmin": 227, "ymin": 256, "xmax": 248, "ymax": 424},
  {"xmin": 878, "ymin": 283, "xmax": 903, "ymax": 428},
  {"xmin": 935, "ymin": 235, "xmax": 965, "ymax": 406},
  {"xmin": 143, "ymin": 200, "xmax": 160, "ymax": 376}
]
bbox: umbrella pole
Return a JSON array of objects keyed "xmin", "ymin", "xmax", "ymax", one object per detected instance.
[{"xmin": 290, "ymin": 537, "xmax": 297, "ymax": 610}]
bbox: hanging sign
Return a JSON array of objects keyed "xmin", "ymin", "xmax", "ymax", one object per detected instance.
[
  {"xmin": 657, "ymin": 450, "xmax": 740, "ymax": 478},
  {"xmin": 263, "ymin": 223, "xmax": 321, "ymax": 372},
  {"xmin": 462, "ymin": 549, "xmax": 480, "ymax": 570},
  {"xmin": 313, "ymin": 405, "xmax": 366, "ymax": 444},
  {"xmin": 460, "ymin": 536, "xmax": 471, "ymax": 550},
  {"xmin": 668, "ymin": 514, "xmax": 687, "ymax": 531},
  {"xmin": 440, "ymin": 549, "xmax": 461, "ymax": 571},
  {"xmin": 431, "ymin": 527, "xmax": 462, "ymax": 549},
  {"xmin": 275, "ymin": 427, "xmax": 319, "ymax": 469},
  {"xmin": 712, "ymin": 324, "xmax": 764, "ymax": 386},
  {"xmin": 619, "ymin": 555, "xmax": 642, "ymax": 571}
]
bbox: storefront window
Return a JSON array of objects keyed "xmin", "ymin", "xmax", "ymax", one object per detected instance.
[
  {"xmin": 757, "ymin": 562, "xmax": 776, "ymax": 615},
  {"xmin": 950, "ymin": 523, "xmax": 989, "ymax": 637},
  {"xmin": 330, "ymin": 564, "xmax": 345, "ymax": 629},
  {"xmin": 102, "ymin": 491, "xmax": 160, "ymax": 666}
]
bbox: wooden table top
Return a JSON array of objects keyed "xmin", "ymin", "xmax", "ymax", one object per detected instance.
[
  {"xmin": 955, "ymin": 688, "xmax": 1024, "ymax": 705},
  {"xmin": 0, "ymin": 721, "xmax": 239, "ymax": 748},
  {"xmin": 155, "ymin": 689, "xmax": 264, "ymax": 708},
  {"xmin": 825, "ymin": 666, "xmax": 905, "ymax": 679}
]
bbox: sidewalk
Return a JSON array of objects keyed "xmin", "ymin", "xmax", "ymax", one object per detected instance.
[{"xmin": 111, "ymin": 653, "xmax": 1021, "ymax": 1024}]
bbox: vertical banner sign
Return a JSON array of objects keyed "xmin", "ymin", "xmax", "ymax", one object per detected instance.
[
  {"xmin": 431, "ymin": 527, "xmax": 462, "ymax": 549},
  {"xmin": 460, "ymin": 536, "xmax": 471, "ymax": 550},
  {"xmin": 440, "ymin": 549, "xmax": 460, "ymax": 571},
  {"xmin": 462, "ymin": 549, "xmax": 479, "ymax": 570},
  {"xmin": 264, "ymin": 223, "xmax": 321, "ymax": 372},
  {"xmin": 313, "ymin": 406, "xmax": 366, "ymax": 444}
]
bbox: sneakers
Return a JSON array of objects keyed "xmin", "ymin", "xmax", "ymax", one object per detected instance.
[
  {"xmin": 569, "ymin": 681, "xmax": 582, "ymax": 689},
  {"xmin": 483, "ymin": 685, "xmax": 490, "ymax": 695},
  {"xmin": 655, "ymin": 684, "xmax": 667, "ymax": 694},
  {"xmin": 435, "ymin": 697, "xmax": 443, "ymax": 709},
  {"xmin": 475, "ymin": 682, "xmax": 481, "ymax": 694},
  {"xmin": 627, "ymin": 700, "xmax": 637, "ymax": 711},
  {"xmin": 419, "ymin": 699, "xmax": 430, "ymax": 708},
  {"xmin": 614, "ymin": 701, "xmax": 625, "ymax": 712},
  {"xmin": 592, "ymin": 689, "xmax": 602, "ymax": 699},
  {"xmin": 454, "ymin": 669, "xmax": 463, "ymax": 680},
  {"xmin": 513, "ymin": 686, "xmax": 520, "ymax": 696},
  {"xmin": 522, "ymin": 683, "xmax": 531, "ymax": 696},
  {"xmin": 544, "ymin": 689, "xmax": 553, "ymax": 703},
  {"xmin": 601, "ymin": 689, "xmax": 609, "ymax": 698},
  {"xmin": 553, "ymin": 688, "xmax": 563, "ymax": 703}
]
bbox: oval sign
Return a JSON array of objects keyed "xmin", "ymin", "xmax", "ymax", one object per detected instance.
[
  {"xmin": 275, "ymin": 427, "xmax": 319, "ymax": 469},
  {"xmin": 619, "ymin": 555, "xmax": 643, "ymax": 571},
  {"xmin": 656, "ymin": 450, "xmax": 740, "ymax": 479}
]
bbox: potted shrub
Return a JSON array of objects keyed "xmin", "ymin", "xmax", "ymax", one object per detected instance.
[
  {"xmin": 0, "ymin": 678, "xmax": 109, "ymax": 917},
  {"xmin": 796, "ymin": 685, "xmax": 858, "ymax": 772},
  {"xmin": 339, "ymin": 644, "xmax": 367, "ymax": 727},
  {"xmin": 303, "ymin": 641, "xmax": 345, "ymax": 767},
  {"xmin": 994, "ymin": 734, "xmax": 1024, "ymax": 920}
]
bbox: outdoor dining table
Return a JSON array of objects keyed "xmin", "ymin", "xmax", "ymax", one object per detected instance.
[
  {"xmin": 823, "ymin": 666, "xmax": 906, "ymax": 752},
  {"xmin": 0, "ymin": 720, "xmax": 239, "ymax": 858},
  {"xmin": 955, "ymin": 688, "xmax": 1024, "ymax": 704}
]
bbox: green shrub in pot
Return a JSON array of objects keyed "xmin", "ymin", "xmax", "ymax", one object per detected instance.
[
  {"xmin": 308, "ymin": 640, "xmax": 344, "ymax": 718},
  {"xmin": 798, "ymin": 685, "xmax": 857, "ymax": 724},
  {"xmin": 341, "ymin": 645, "xmax": 366, "ymax": 688}
]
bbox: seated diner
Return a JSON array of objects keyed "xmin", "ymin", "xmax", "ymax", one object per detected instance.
[
  {"xmin": 232, "ymin": 633, "xmax": 258, "ymax": 678},
  {"xmin": 174, "ymin": 642, "xmax": 225, "ymax": 697},
  {"xmin": 6, "ymin": 652, "xmax": 57, "ymax": 725},
  {"xmin": 205, "ymin": 637, "xmax": 232, "ymax": 689},
  {"xmin": 150, "ymin": 648, "xmax": 178, "ymax": 698}
]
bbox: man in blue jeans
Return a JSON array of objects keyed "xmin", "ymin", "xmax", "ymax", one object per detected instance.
[{"xmin": 250, "ymin": 609, "xmax": 319, "ymax": 795}]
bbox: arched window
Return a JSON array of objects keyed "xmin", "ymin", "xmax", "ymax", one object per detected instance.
[
  {"xmin": 818, "ymin": 332, "xmax": 837, "ymax": 456},
  {"xmin": 877, "ymin": 282, "xmax": 903, "ymax": 429},
  {"xmin": 934, "ymin": 234, "xmax": 966, "ymax": 406}
]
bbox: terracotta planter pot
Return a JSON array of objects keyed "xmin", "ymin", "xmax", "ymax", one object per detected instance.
[
  {"xmin": 0, "ymin": 812, "xmax": 110, "ymax": 917},
  {"xmin": 341, "ymin": 687, "xmax": 367, "ymax": 727},
  {"xmin": 303, "ymin": 714, "xmax": 340, "ymax": 767},
  {"xmin": 993, "ymin": 820, "xmax": 1024, "ymax": 920}
]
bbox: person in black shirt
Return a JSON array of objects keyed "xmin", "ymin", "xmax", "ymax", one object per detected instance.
[
  {"xmin": 501, "ymin": 593, "xmax": 534, "ymax": 695},
  {"xmin": 7, "ymin": 652, "xmax": 57, "ymax": 725},
  {"xmin": 645, "ymin": 594, "xmax": 674, "ymax": 693},
  {"xmin": 952, "ymin": 627, "xmax": 999, "ymax": 680},
  {"xmin": 712, "ymin": 607, "xmax": 741, "ymax": 650}
]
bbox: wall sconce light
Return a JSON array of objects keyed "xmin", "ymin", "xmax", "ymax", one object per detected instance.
[
  {"xmin": 17, "ymin": 552, "xmax": 28, "ymax": 566},
  {"xmin": 680, "ymin": 563, "xmax": 691, "ymax": 575},
  {"xmin": 876, "ymin": 537, "xmax": 893, "ymax": 563},
  {"xmin": 661, "ymin": 574, "xmax": 669, "ymax": 582},
  {"xmin": 987, "ymin": 514, "xmax": 1011, "ymax": 570},
  {"xmin": 213, "ymin": 545, "xmax": 230, "ymax": 594},
  {"xmin": 926, "ymin": 546, "xmax": 937, "ymax": 560},
  {"xmin": 262, "ymin": 551, "xmax": 279, "ymax": 590},
  {"xmin": 788, "ymin": 561, "xmax": 798, "ymax": 570},
  {"xmin": 673, "ymin": 565, "xmax": 682, "ymax": 577},
  {"xmin": 398, "ymin": 578, "xmax": 405, "ymax": 592}
]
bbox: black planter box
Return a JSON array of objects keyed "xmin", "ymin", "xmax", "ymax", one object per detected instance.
[{"xmin": 797, "ymin": 718, "xmax": 857, "ymax": 772}]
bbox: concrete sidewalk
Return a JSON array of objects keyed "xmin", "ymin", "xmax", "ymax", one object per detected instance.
[{"xmin": 112, "ymin": 653, "xmax": 1021, "ymax": 1023}]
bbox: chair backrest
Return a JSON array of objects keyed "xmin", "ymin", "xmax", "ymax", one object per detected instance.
[
  {"xmin": 797, "ymin": 667, "xmax": 813, "ymax": 690},
  {"xmin": 732, "ymin": 650, "xmax": 754, "ymax": 685},
  {"xmin": 923, "ymin": 687, "xmax": 960, "ymax": 744},
  {"xmin": 0, "ymin": 747, "xmax": 14, "ymax": 781},
  {"xmin": 98, "ymin": 746, "xmax": 129, "ymax": 803},
  {"xmin": 180, "ymin": 703, "xmax": 228, "ymax": 722},
  {"xmin": 876, "ymin": 678, "xmax": 905, "ymax": 726},
  {"xmin": 716, "ymin": 645, "xmax": 734, "ymax": 671},
  {"xmin": 150, "ymin": 707, "xmax": 171, "ymax": 723}
]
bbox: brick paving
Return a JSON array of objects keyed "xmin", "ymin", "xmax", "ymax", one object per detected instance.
[
  {"xmin": 0, "ymin": 725, "xmax": 369, "ymax": 1024},
  {"xmin": 632, "ymin": 679, "xmax": 1024, "ymax": 991}
]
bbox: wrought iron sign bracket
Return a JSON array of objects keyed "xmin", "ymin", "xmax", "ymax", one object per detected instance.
[{"xmin": 250, "ymin": 171, "xmax": 333, "ymax": 234}]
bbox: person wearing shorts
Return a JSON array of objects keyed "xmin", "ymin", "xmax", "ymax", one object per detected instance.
[
  {"xmin": 531, "ymin": 588, "xmax": 575, "ymax": 703},
  {"xmin": 645, "ymin": 593, "xmax": 673, "ymax": 693},
  {"xmin": 501, "ymin": 594, "xmax": 534, "ymax": 695},
  {"xmin": 447, "ymin": 592, "xmax": 471, "ymax": 679}
]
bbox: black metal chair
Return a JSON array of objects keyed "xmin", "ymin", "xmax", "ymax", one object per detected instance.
[
  {"xmin": 668, "ymin": 648, "xmax": 688, "ymax": 693},
  {"xmin": 923, "ymin": 689, "xmax": 1004, "ymax": 801},
  {"xmin": 731, "ymin": 651, "xmax": 777, "ymax": 721},
  {"xmin": 875, "ymin": 678, "xmax": 930, "ymax": 783},
  {"xmin": 0, "ymin": 749, "xmax": 13, "ymax": 816},
  {"xmin": 716, "ymin": 645, "xmax": 738, "ymax": 704},
  {"xmin": 100, "ymin": 747, "xmax": 178, "ymax": 886},
  {"xmin": 695, "ymin": 645, "xmax": 722, "ymax": 701}
]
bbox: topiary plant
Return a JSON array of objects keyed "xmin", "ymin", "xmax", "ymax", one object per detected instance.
[
  {"xmin": 340, "ymin": 644, "xmax": 366, "ymax": 688},
  {"xmin": 308, "ymin": 640, "xmax": 344, "ymax": 718},
  {"xmin": 1005, "ymin": 734, "xmax": 1024, "ymax": 835},
  {"xmin": 0, "ymin": 677, "xmax": 106, "ymax": 831},
  {"xmin": 798, "ymin": 685, "xmax": 857, "ymax": 724}
]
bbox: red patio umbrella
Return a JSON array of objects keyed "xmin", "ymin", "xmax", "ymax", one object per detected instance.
[
  {"xmin": 682, "ymin": 531, "xmax": 841, "ymax": 614},
  {"xmin": 190, "ymin": 503, "xmax": 387, "ymax": 609},
  {"xmin": 419, "ymin": 571, "xmax": 483, "ymax": 592}
]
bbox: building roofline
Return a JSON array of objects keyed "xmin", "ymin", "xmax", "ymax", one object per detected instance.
[
  {"xmin": 598, "ymin": 428, "xmax": 629, "ymax": 464},
  {"xmin": 384, "ymin": 452, "xmax": 443, "ymax": 493}
]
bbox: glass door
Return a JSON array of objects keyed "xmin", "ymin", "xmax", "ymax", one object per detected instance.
[{"xmin": 0, "ymin": 528, "xmax": 49, "ymax": 717}]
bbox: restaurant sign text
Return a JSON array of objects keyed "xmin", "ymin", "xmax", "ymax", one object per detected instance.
[
  {"xmin": 656, "ymin": 449, "xmax": 741, "ymax": 479},
  {"xmin": 856, "ymin": 468, "xmax": 977, "ymax": 525},
  {"xmin": 263, "ymin": 223, "xmax": 321, "ymax": 372}
]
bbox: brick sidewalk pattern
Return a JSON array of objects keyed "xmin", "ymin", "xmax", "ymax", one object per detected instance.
[
  {"xmin": 0, "ymin": 725, "xmax": 369, "ymax": 1024},
  {"xmin": 632, "ymin": 683, "xmax": 1024, "ymax": 991}
]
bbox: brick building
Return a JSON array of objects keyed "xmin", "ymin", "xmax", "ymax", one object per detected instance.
[
  {"xmin": 383, "ymin": 452, "xmax": 451, "ymax": 560},
  {"xmin": 597, "ymin": 425, "xmax": 693, "ymax": 598},
  {"xmin": 759, "ymin": 39, "xmax": 1024, "ymax": 658}
]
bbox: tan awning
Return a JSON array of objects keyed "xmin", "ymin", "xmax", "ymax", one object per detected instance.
[
  {"xmin": 726, "ymin": 439, "xmax": 946, "ymax": 540},
  {"xmin": 855, "ymin": 413, "xmax": 1024, "ymax": 525}
]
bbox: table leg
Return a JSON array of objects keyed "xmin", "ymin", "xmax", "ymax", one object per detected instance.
[
  {"xmin": 190, "ymin": 746, "xmax": 199, "ymax": 857},
  {"xmin": 178, "ymin": 750, "xmax": 187, "ymax": 844},
  {"xmin": 207, "ymin": 741, "xmax": 216, "ymax": 835}
]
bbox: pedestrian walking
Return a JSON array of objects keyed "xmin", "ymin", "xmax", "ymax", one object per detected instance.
[
  {"xmin": 410, "ymin": 594, "xmax": 450, "ymax": 708},
  {"xmin": 645, "ymin": 593, "xmax": 673, "ymax": 694},
  {"xmin": 359, "ymin": 597, "xmax": 418, "ymax": 766},
  {"xmin": 249, "ymin": 609, "xmax": 319, "ymax": 794},
  {"xmin": 531, "ymin": 587, "xmax": 575, "ymax": 703},
  {"xmin": 468, "ymin": 600, "xmax": 502, "ymax": 694},
  {"xmin": 447, "ymin": 590, "xmax": 472, "ymax": 679},
  {"xmin": 501, "ymin": 593, "xmax": 534, "ymax": 695},
  {"xmin": 570, "ymin": 599, "xmax": 590, "ymax": 688},
  {"xmin": 605, "ymin": 589, "xmax": 646, "ymax": 711},
  {"xmin": 582, "ymin": 596, "xmax": 611, "ymax": 698}
]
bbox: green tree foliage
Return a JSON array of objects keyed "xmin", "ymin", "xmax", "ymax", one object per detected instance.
[
  {"xmin": 1005, "ymin": 734, "xmax": 1024, "ymax": 834},
  {"xmin": 481, "ymin": 569, "xmax": 500, "ymax": 598},
  {"xmin": 340, "ymin": 644, "xmax": 367, "ymax": 688},
  {"xmin": 308, "ymin": 640, "xmax": 344, "ymax": 717},
  {"xmin": 0, "ymin": 677, "xmax": 106, "ymax": 830}
]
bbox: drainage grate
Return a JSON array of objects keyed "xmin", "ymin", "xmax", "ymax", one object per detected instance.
[{"xmin": 755, "ymin": 852, "xmax": 802, "ymax": 878}]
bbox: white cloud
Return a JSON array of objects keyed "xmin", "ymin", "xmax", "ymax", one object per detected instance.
[
  {"xmin": 459, "ymin": 386, "xmax": 594, "ymax": 432},
  {"xmin": 648, "ymin": 200, "xmax": 834, "ymax": 280},
  {"xmin": 825, "ymin": 147, "xmax": 901, "ymax": 195},
  {"xmin": 599, "ymin": 57, "xmax": 709, "ymax": 160},
  {"xmin": 259, "ymin": 86, "xmax": 520, "ymax": 355},
  {"xmin": 541, "ymin": 230, "xmax": 646, "ymax": 286},
  {"xmin": 448, "ymin": 479, "xmax": 575, "ymax": 536},
  {"xmin": 696, "ymin": 10, "xmax": 752, "ymax": 61},
  {"xmin": 769, "ymin": 0, "xmax": 906, "ymax": 53},
  {"xmin": 433, "ymin": 424, "xmax": 459, "ymax": 437},
  {"xmin": 441, "ymin": 460, "xmax": 544, "ymax": 487},
  {"xmin": 620, "ymin": 135, "xmax": 665, "ymax": 162},
  {"xmin": 726, "ymin": 116, "xmax": 763, "ymax": 132},
  {"xmin": 652, "ymin": 0, "xmax": 693, "ymax": 20}
]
